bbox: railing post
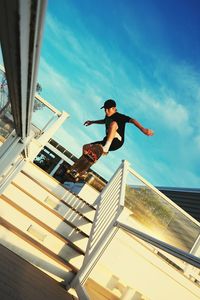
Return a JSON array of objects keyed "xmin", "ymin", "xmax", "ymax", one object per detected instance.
[
  {"xmin": 73, "ymin": 280, "xmax": 90, "ymax": 300},
  {"xmin": 119, "ymin": 160, "xmax": 130, "ymax": 206},
  {"xmin": 184, "ymin": 234, "xmax": 200, "ymax": 278},
  {"xmin": 27, "ymin": 111, "xmax": 68, "ymax": 160}
]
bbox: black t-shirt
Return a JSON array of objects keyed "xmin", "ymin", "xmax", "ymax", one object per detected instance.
[{"xmin": 104, "ymin": 112, "xmax": 131, "ymax": 142}]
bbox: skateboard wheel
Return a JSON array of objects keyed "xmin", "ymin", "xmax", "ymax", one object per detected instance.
[{"xmin": 71, "ymin": 170, "xmax": 77, "ymax": 176}]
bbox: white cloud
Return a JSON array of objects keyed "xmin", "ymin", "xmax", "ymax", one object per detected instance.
[
  {"xmin": 153, "ymin": 59, "xmax": 200, "ymax": 128},
  {"xmin": 133, "ymin": 89, "xmax": 193, "ymax": 136},
  {"xmin": 153, "ymin": 97, "xmax": 192, "ymax": 135},
  {"xmin": 45, "ymin": 13, "xmax": 115, "ymax": 84},
  {"xmin": 167, "ymin": 62, "xmax": 200, "ymax": 102},
  {"xmin": 38, "ymin": 58, "xmax": 96, "ymax": 122},
  {"xmin": 53, "ymin": 126, "xmax": 82, "ymax": 156}
]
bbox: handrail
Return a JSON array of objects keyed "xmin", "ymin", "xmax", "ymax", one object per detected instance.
[
  {"xmin": 124, "ymin": 164, "xmax": 200, "ymax": 281},
  {"xmin": 35, "ymin": 94, "xmax": 63, "ymax": 116},
  {"xmin": 0, "ymin": 66, "xmax": 67, "ymax": 133},
  {"xmin": 117, "ymin": 221, "xmax": 200, "ymax": 269}
]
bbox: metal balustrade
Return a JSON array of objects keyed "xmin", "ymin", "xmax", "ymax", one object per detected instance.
[
  {"xmin": 70, "ymin": 160, "xmax": 130, "ymax": 289},
  {"xmin": 123, "ymin": 166, "xmax": 200, "ymax": 255},
  {"xmin": 119, "ymin": 165, "xmax": 200, "ymax": 281},
  {"xmin": 31, "ymin": 95, "xmax": 63, "ymax": 136},
  {"xmin": 0, "ymin": 66, "xmax": 65, "ymax": 143},
  {"xmin": 70, "ymin": 160, "xmax": 200, "ymax": 296}
]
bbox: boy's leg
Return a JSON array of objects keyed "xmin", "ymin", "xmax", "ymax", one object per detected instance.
[
  {"xmin": 83, "ymin": 143, "xmax": 91, "ymax": 155},
  {"xmin": 103, "ymin": 122, "xmax": 119, "ymax": 153},
  {"xmin": 109, "ymin": 138, "xmax": 123, "ymax": 151},
  {"xmin": 107, "ymin": 122, "xmax": 118, "ymax": 142}
]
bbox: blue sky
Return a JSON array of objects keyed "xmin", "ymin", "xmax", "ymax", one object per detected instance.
[{"xmin": 1, "ymin": 0, "xmax": 200, "ymax": 187}]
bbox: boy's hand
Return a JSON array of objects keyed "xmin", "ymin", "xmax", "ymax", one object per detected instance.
[
  {"xmin": 143, "ymin": 128, "xmax": 154, "ymax": 136},
  {"xmin": 84, "ymin": 120, "xmax": 93, "ymax": 126}
]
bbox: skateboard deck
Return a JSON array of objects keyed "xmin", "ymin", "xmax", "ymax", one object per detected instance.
[{"xmin": 65, "ymin": 144, "xmax": 103, "ymax": 182}]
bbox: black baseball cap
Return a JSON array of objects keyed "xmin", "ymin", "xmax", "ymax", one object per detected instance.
[{"xmin": 101, "ymin": 99, "xmax": 116, "ymax": 109}]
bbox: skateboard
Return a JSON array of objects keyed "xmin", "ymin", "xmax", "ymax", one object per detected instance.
[{"xmin": 64, "ymin": 144, "xmax": 103, "ymax": 182}]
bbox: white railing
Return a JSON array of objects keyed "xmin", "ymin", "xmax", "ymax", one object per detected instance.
[
  {"xmin": 70, "ymin": 160, "xmax": 200, "ymax": 295},
  {"xmin": 0, "ymin": 66, "xmax": 69, "ymax": 187},
  {"xmin": 32, "ymin": 95, "xmax": 66, "ymax": 135},
  {"xmin": 70, "ymin": 160, "xmax": 130, "ymax": 289},
  {"xmin": 116, "ymin": 221, "xmax": 200, "ymax": 269},
  {"xmin": 35, "ymin": 94, "xmax": 62, "ymax": 116},
  {"xmin": 119, "ymin": 164, "xmax": 200, "ymax": 279}
]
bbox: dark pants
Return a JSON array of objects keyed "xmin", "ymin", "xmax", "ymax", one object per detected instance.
[{"xmin": 90, "ymin": 137, "xmax": 123, "ymax": 151}]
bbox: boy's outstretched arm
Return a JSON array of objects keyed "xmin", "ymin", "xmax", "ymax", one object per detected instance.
[
  {"xmin": 84, "ymin": 119, "xmax": 105, "ymax": 126},
  {"xmin": 129, "ymin": 118, "xmax": 154, "ymax": 136}
]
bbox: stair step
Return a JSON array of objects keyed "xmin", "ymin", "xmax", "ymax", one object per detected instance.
[
  {"xmin": 0, "ymin": 195, "xmax": 84, "ymax": 269},
  {"xmin": 3, "ymin": 184, "xmax": 89, "ymax": 251},
  {"xmin": 5, "ymin": 182, "xmax": 91, "ymax": 235},
  {"xmin": 21, "ymin": 162, "xmax": 96, "ymax": 211},
  {"xmin": 20, "ymin": 166, "xmax": 95, "ymax": 221},
  {"xmin": 11, "ymin": 180, "xmax": 93, "ymax": 235},
  {"xmin": 0, "ymin": 217, "xmax": 77, "ymax": 282},
  {"xmin": 15, "ymin": 171, "xmax": 95, "ymax": 222}
]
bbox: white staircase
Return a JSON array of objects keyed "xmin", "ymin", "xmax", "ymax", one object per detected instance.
[{"xmin": 0, "ymin": 161, "xmax": 96, "ymax": 284}]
